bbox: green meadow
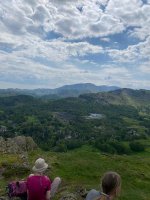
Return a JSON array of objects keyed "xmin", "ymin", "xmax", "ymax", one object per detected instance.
[{"xmin": 0, "ymin": 144, "xmax": 150, "ymax": 200}]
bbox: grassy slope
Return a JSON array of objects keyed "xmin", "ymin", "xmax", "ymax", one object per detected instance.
[
  {"xmin": 0, "ymin": 145, "xmax": 150, "ymax": 200},
  {"xmin": 52, "ymin": 146, "xmax": 150, "ymax": 200}
]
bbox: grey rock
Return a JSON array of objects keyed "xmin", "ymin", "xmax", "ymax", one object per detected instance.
[
  {"xmin": 59, "ymin": 193, "xmax": 78, "ymax": 200},
  {"xmin": 0, "ymin": 137, "xmax": 6, "ymax": 153},
  {"xmin": 0, "ymin": 136, "xmax": 37, "ymax": 154}
]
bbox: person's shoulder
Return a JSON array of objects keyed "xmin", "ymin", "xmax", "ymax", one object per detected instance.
[
  {"xmin": 43, "ymin": 175, "xmax": 51, "ymax": 182},
  {"xmin": 44, "ymin": 175, "xmax": 50, "ymax": 179},
  {"xmin": 86, "ymin": 189, "xmax": 100, "ymax": 200},
  {"xmin": 28, "ymin": 174, "xmax": 34, "ymax": 177},
  {"xmin": 27, "ymin": 174, "xmax": 34, "ymax": 181},
  {"xmin": 88, "ymin": 189, "xmax": 99, "ymax": 194}
]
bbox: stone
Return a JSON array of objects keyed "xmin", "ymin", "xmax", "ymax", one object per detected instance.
[
  {"xmin": 0, "ymin": 137, "xmax": 6, "ymax": 153},
  {"xmin": 0, "ymin": 136, "xmax": 37, "ymax": 154},
  {"xmin": 59, "ymin": 193, "xmax": 78, "ymax": 200}
]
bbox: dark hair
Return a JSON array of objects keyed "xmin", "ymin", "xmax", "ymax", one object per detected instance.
[{"xmin": 101, "ymin": 171, "xmax": 121, "ymax": 196}]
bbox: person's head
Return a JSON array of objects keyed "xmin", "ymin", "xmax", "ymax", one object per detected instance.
[
  {"xmin": 101, "ymin": 171, "xmax": 121, "ymax": 199},
  {"xmin": 32, "ymin": 158, "xmax": 48, "ymax": 175}
]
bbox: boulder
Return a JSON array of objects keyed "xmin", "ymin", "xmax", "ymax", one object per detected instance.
[
  {"xmin": 26, "ymin": 136, "xmax": 37, "ymax": 151},
  {"xmin": 0, "ymin": 136, "xmax": 37, "ymax": 154}
]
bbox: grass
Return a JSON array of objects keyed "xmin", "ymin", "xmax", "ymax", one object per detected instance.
[
  {"xmin": 0, "ymin": 145, "xmax": 150, "ymax": 200},
  {"xmin": 53, "ymin": 146, "xmax": 150, "ymax": 200},
  {"xmin": 122, "ymin": 117, "xmax": 140, "ymax": 126}
]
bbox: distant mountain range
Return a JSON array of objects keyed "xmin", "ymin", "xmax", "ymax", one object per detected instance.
[
  {"xmin": 0, "ymin": 83, "xmax": 120, "ymax": 98},
  {"xmin": 1, "ymin": 84, "xmax": 149, "ymax": 106}
]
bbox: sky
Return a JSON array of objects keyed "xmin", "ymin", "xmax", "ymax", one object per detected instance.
[{"xmin": 0, "ymin": 0, "xmax": 150, "ymax": 89}]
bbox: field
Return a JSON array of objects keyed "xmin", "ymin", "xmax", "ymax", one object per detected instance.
[{"xmin": 0, "ymin": 144, "xmax": 150, "ymax": 200}]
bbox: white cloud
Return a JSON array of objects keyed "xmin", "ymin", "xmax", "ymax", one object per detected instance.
[
  {"xmin": 25, "ymin": 0, "xmax": 38, "ymax": 7},
  {"xmin": 0, "ymin": 0, "xmax": 125, "ymax": 39},
  {"xmin": 107, "ymin": 36, "xmax": 150, "ymax": 63},
  {"xmin": 106, "ymin": 0, "xmax": 144, "ymax": 26},
  {"xmin": 0, "ymin": 0, "xmax": 150, "ymax": 89},
  {"xmin": 139, "ymin": 64, "xmax": 150, "ymax": 74},
  {"xmin": 0, "ymin": 0, "xmax": 150, "ymax": 40},
  {"xmin": 0, "ymin": 32, "xmax": 102, "ymax": 64},
  {"xmin": 89, "ymin": 14, "xmax": 124, "ymax": 37},
  {"xmin": 100, "ymin": 37, "xmax": 110, "ymax": 42}
]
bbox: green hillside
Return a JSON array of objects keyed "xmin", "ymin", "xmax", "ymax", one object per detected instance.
[
  {"xmin": 0, "ymin": 89, "xmax": 150, "ymax": 153},
  {"xmin": 0, "ymin": 145, "xmax": 150, "ymax": 200},
  {"xmin": 80, "ymin": 88, "xmax": 150, "ymax": 107}
]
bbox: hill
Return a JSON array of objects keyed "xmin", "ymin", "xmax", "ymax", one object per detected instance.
[
  {"xmin": 0, "ymin": 83, "xmax": 119, "ymax": 98},
  {"xmin": 0, "ymin": 88, "xmax": 149, "ymax": 153},
  {"xmin": 80, "ymin": 88, "xmax": 150, "ymax": 107},
  {"xmin": 53, "ymin": 83, "xmax": 119, "ymax": 98}
]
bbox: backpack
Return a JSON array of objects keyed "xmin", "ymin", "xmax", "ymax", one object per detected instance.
[{"xmin": 7, "ymin": 181, "xmax": 27, "ymax": 200}]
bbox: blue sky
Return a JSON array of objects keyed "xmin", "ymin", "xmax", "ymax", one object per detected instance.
[{"xmin": 0, "ymin": 0, "xmax": 150, "ymax": 89}]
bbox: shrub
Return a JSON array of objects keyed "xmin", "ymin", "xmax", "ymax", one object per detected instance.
[
  {"xmin": 54, "ymin": 142, "xmax": 67, "ymax": 152},
  {"xmin": 110, "ymin": 141, "xmax": 131, "ymax": 155},
  {"xmin": 129, "ymin": 141, "xmax": 145, "ymax": 152},
  {"xmin": 94, "ymin": 141, "xmax": 116, "ymax": 154},
  {"xmin": 98, "ymin": 144, "xmax": 116, "ymax": 154},
  {"xmin": 66, "ymin": 139, "xmax": 82, "ymax": 150}
]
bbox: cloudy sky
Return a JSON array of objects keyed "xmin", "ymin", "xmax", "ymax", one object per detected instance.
[{"xmin": 0, "ymin": 0, "xmax": 150, "ymax": 89}]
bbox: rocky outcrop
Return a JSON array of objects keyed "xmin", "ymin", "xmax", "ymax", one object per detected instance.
[
  {"xmin": 59, "ymin": 193, "xmax": 79, "ymax": 200},
  {"xmin": 58, "ymin": 186, "xmax": 87, "ymax": 200},
  {"xmin": 0, "ymin": 136, "xmax": 37, "ymax": 154}
]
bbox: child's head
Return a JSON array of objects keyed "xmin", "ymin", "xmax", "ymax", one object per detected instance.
[{"xmin": 101, "ymin": 171, "xmax": 121, "ymax": 198}]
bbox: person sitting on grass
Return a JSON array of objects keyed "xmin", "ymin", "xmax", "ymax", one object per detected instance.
[
  {"xmin": 86, "ymin": 171, "xmax": 121, "ymax": 200},
  {"xmin": 27, "ymin": 158, "xmax": 61, "ymax": 200}
]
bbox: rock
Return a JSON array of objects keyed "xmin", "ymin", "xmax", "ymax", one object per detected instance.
[
  {"xmin": 76, "ymin": 186, "xmax": 88, "ymax": 198},
  {"xmin": 1, "ymin": 162, "xmax": 30, "ymax": 178},
  {"xmin": 0, "ymin": 197, "xmax": 7, "ymax": 200},
  {"xmin": 59, "ymin": 193, "xmax": 79, "ymax": 200},
  {"xmin": 26, "ymin": 137, "xmax": 37, "ymax": 151},
  {"xmin": 0, "ymin": 136, "xmax": 37, "ymax": 154},
  {"xmin": 59, "ymin": 189, "xmax": 85, "ymax": 200},
  {"xmin": 19, "ymin": 152, "xmax": 29, "ymax": 168},
  {"xmin": 0, "ymin": 137, "xmax": 6, "ymax": 153}
]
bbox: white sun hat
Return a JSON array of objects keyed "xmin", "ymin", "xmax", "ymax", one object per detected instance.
[{"xmin": 32, "ymin": 158, "xmax": 48, "ymax": 173}]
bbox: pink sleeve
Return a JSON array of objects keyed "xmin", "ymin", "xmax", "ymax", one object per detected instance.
[
  {"xmin": 47, "ymin": 178, "xmax": 51, "ymax": 190},
  {"xmin": 45, "ymin": 176, "xmax": 51, "ymax": 191}
]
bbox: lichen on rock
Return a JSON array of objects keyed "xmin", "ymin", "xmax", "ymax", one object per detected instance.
[{"xmin": 0, "ymin": 136, "xmax": 37, "ymax": 154}]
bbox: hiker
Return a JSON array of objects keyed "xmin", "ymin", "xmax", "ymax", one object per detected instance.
[
  {"xmin": 86, "ymin": 171, "xmax": 121, "ymax": 200},
  {"xmin": 27, "ymin": 158, "xmax": 61, "ymax": 200}
]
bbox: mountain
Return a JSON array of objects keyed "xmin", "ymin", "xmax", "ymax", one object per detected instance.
[
  {"xmin": 79, "ymin": 88, "xmax": 150, "ymax": 107},
  {"xmin": 43, "ymin": 83, "xmax": 119, "ymax": 98},
  {"xmin": 0, "ymin": 83, "xmax": 119, "ymax": 98},
  {"xmin": 56, "ymin": 83, "xmax": 119, "ymax": 92}
]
